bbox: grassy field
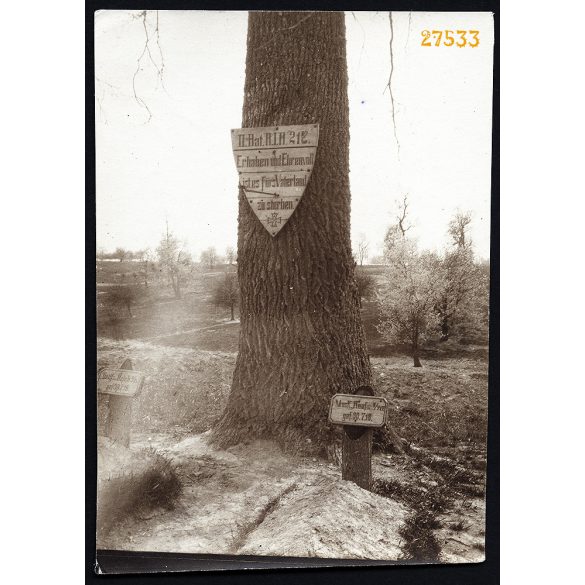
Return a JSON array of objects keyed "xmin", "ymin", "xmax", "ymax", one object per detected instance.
[
  {"xmin": 97, "ymin": 260, "xmax": 237, "ymax": 339},
  {"xmin": 97, "ymin": 260, "xmax": 488, "ymax": 459}
]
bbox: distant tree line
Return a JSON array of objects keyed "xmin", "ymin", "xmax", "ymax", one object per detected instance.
[
  {"xmin": 98, "ymin": 207, "xmax": 487, "ymax": 355},
  {"xmin": 97, "ymin": 227, "xmax": 241, "ymax": 336}
]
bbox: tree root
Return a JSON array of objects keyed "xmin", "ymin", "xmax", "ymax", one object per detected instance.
[{"xmin": 210, "ymin": 412, "xmax": 339, "ymax": 458}]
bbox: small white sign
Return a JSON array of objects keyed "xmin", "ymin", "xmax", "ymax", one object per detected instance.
[
  {"xmin": 329, "ymin": 393, "xmax": 388, "ymax": 428},
  {"xmin": 98, "ymin": 368, "xmax": 145, "ymax": 397}
]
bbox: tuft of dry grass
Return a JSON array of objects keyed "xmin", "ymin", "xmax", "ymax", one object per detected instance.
[
  {"xmin": 97, "ymin": 449, "xmax": 182, "ymax": 537},
  {"xmin": 373, "ymin": 477, "xmax": 450, "ymax": 562},
  {"xmin": 399, "ymin": 511, "xmax": 443, "ymax": 562}
]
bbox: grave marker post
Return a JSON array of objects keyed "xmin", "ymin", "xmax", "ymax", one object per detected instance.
[
  {"xmin": 328, "ymin": 385, "xmax": 388, "ymax": 491},
  {"xmin": 98, "ymin": 358, "xmax": 144, "ymax": 448}
]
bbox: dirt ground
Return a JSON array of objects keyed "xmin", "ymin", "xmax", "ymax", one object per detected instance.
[
  {"xmin": 96, "ymin": 268, "xmax": 488, "ymax": 564},
  {"xmin": 97, "ymin": 428, "xmax": 485, "ymax": 561},
  {"xmin": 98, "ymin": 432, "xmax": 409, "ymax": 560},
  {"xmin": 97, "ymin": 335, "xmax": 487, "ymax": 563}
]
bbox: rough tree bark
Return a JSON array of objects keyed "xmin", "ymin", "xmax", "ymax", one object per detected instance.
[{"xmin": 211, "ymin": 12, "xmax": 373, "ymax": 455}]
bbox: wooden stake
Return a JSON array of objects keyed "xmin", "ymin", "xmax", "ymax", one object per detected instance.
[
  {"xmin": 341, "ymin": 385, "xmax": 374, "ymax": 491},
  {"xmin": 104, "ymin": 358, "xmax": 134, "ymax": 447}
]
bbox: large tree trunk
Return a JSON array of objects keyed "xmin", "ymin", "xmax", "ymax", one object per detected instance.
[{"xmin": 211, "ymin": 12, "xmax": 372, "ymax": 455}]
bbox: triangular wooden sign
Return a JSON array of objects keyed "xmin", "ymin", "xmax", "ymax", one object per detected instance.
[{"xmin": 231, "ymin": 124, "xmax": 319, "ymax": 236}]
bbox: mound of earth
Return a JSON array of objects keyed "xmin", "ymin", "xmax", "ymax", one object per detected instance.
[
  {"xmin": 238, "ymin": 477, "xmax": 406, "ymax": 559},
  {"xmin": 99, "ymin": 432, "xmax": 407, "ymax": 560}
]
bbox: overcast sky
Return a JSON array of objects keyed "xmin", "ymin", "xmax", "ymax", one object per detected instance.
[{"xmin": 95, "ymin": 11, "xmax": 494, "ymax": 261}]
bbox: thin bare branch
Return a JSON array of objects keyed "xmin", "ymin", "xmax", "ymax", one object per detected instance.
[
  {"xmin": 384, "ymin": 12, "xmax": 400, "ymax": 155},
  {"xmin": 131, "ymin": 10, "xmax": 167, "ymax": 122},
  {"xmin": 397, "ymin": 194, "xmax": 411, "ymax": 237},
  {"xmin": 154, "ymin": 11, "xmax": 168, "ymax": 93},
  {"xmin": 132, "ymin": 12, "xmax": 152, "ymax": 121}
]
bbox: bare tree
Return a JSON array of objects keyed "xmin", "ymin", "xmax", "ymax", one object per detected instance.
[
  {"xmin": 225, "ymin": 246, "xmax": 236, "ymax": 265},
  {"xmin": 200, "ymin": 247, "xmax": 218, "ymax": 269},
  {"xmin": 355, "ymin": 233, "xmax": 369, "ymax": 266},
  {"xmin": 448, "ymin": 211, "xmax": 473, "ymax": 249},
  {"xmin": 396, "ymin": 194, "xmax": 412, "ymax": 237},
  {"xmin": 382, "ymin": 195, "xmax": 412, "ymax": 253},
  {"xmin": 135, "ymin": 248, "xmax": 154, "ymax": 288},
  {"xmin": 114, "ymin": 247, "xmax": 127, "ymax": 262},
  {"xmin": 156, "ymin": 223, "xmax": 191, "ymax": 298}
]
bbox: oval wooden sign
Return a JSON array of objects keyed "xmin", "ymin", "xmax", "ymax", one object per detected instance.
[
  {"xmin": 97, "ymin": 367, "xmax": 145, "ymax": 397},
  {"xmin": 231, "ymin": 124, "xmax": 319, "ymax": 236},
  {"xmin": 329, "ymin": 393, "xmax": 388, "ymax": 428}
]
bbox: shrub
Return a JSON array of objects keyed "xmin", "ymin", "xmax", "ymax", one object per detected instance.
[
  {"xmin": 105, "ymin": 285, "xmax": 145, "ymax": 318},
  {"xmin": 212, "ymin": 271, "xmax": 239, "ymax": 320},
  {"xmin": 97, "ymin": 448, "xmax": 182, "ymax": 537},
  {"xmin": 355, "ymin": 269, "xmax": 376, "ymax": 301}
]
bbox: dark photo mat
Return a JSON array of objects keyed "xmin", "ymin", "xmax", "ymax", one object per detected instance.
[{"xmin": 86, "ymin": 0, "xmax": 499, "ymax": 581}]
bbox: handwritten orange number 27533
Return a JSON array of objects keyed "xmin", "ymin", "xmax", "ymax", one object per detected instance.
[{"xmin": 421, "ymin": 30, "xmax": 480, "ymax": 48}]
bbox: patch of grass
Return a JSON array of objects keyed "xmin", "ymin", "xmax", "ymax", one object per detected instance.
[
  {"xmin": 456, "ymin": 482, "xmax": 485, "ymax": 498},
  {"xmin": 410, "ymin": 449, "xmax": 485, "ymax": 499},
  {"xmin": 450, "ymin": 520, "xmax": 467, "ymax": 532},
  {"xmin": 373, "ymin": 477, "xmax": 453, "ymax": 562},
  {"xmin": 373, "ymin": 478, "xmax": 449, "ymax": 515},
  {"xmin": 98, "ymin": 450, "xmax": 182, "ymax": 537},
  {"xmin": 371, "ymin": 355, "xmax": 488, "ymax": 457},
  {"xmin": 372, "ymin": 450, "xmax": 484, "ymax": 562},
  {"xmin": 97, "ymin": 343, "xmax": 235, "ymax": 435},
  {"xmin": 399, "ymin": 510, "xmax": 443, "ymax": 562},
  {"xmin": 139, "ymin": 449, "xmax": 183, "ymax": 510}
]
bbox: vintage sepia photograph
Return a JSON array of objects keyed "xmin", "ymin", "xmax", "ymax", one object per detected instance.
[{"xmin": 94, "ymin": 9, "xmax": 495, "ymax": 570}]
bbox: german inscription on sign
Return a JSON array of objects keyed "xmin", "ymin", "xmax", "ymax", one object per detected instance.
[
  {"xmin": 98, "ymin": 368, "xmax": 145, "ymax": 397},
  {"xmin": 231, "ymin": 124, "xmax": 319, "ymax": 236},
  {"xmin": 329, "ymin": 394, "xmax": 388, "ymax": 428}
]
